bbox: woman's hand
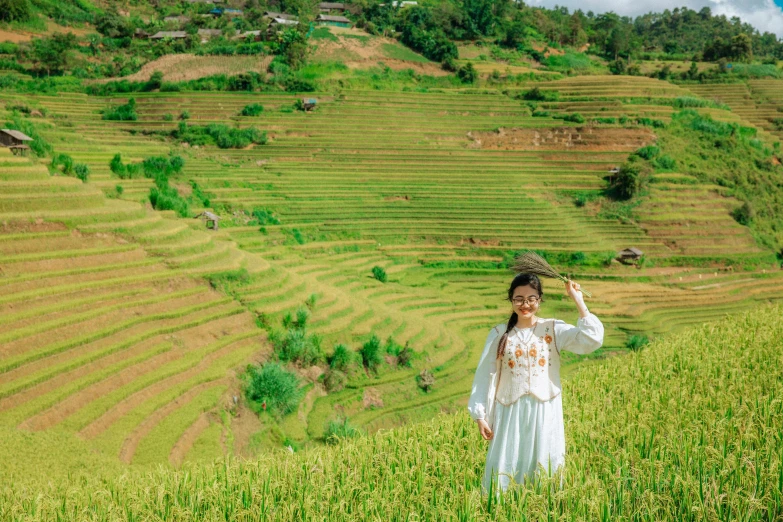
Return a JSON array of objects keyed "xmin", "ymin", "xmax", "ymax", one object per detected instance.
[
  {"xmin": 565, "ymin": 279, "xmax": 584, "ymax": 303},
  {"xmin": 477, "ymin": 419, "xmax": 493, "ymax": 440},
  {"xmin": 566, "ymin": 279, "xmax": 590, "ymax": 317}
]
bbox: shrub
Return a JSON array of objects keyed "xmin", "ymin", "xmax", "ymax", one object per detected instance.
[
  {"xmin": 614, "ymin": 158, "xmax": 650, "ymax": 200},
  {"xmin": 457, "ymin": 63, "xmax": 477, "ymax": 84},
  {"xmin": 74, "ymin": 163, "xmax": 89, "ymax": 182},
  {"xmin": 732, "ymin": 201, "xmax": 753, "ymax": 226},
  {"xmin": 102, "ymin": 98, "xmax": 137, "ymax": 121},
  {"xmin": 51, "ymin": 153, "xmax": 74, "ymax": 175},
  {"xmin": 653, "ymin": 155, "xmax": 677, "ymax": 171},
  {"xmin": 0, "ymin": 0, "xmax": 31, "ymax": 22},
  {"xmin": 240, "ymin": 103, "xmax": 265, "ymax": 116},
  {"xmin": 359, "ymin": 334, "xmax": 383, "ymax": 371},
  {"xmin": 521, "ymin": 88, "xmax": 558, "ymax": 101},
  {"xmin": 180, "ymin": 110, "xmax": 190, "ymax": 120},
  {"xmin": 324, "ymin": 416, "xmax": 361, "ymax": 444},
  {"xmin": 270, "ymin": 327, "xmax": 324, "ymax": 367},
  {"xmin": 634, "ymin": 145, "xmax": 660, "ymax": 160},
  {"xmin": 163, "ymin": 113, "xmax": 173, "ymax": 122},
  {"xmin": 329, "ymin": 343, "xmax": 356, "ymax": 372},
  {"xmin": 561, "ymin": 113, "xmax": 585, "ymax": 124},
  {"xmin": 674, "ymin": 96, "xmax": 709, "ymax": 108},
  {"xmin": 625, "ymin": 334, "xmax": 650, "ymax": 352},
  {"xmin": 371, "ymin": 266, "xmax": 387, "ymax": 283},
  {"xmin": 173, "ymin": 123, "xmax": 267, "ymax": 149},
  {"xmin": 416, "ymin": 369, "xmax": 435, "ymax": 392},
  {"xmin": 250, "ymin": 208, "xmax": 280, "ymax": 225},
  {"xmin": 149, "ymin": 185, "xmax": 189, "ymax": 217},
  {"xmin": 397, "ymin": 343, "xmax": 414, "ymax": 368},
  {"xmin": 244, "ymin": 362, "xmax": 303, "ymax": 417}
]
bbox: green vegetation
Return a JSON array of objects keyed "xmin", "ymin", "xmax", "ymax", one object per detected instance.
[
  {"xmin": 102, "ymin": 98, "xmax": 137, "ymax": 121},
  {"xmin": 239, "ymin": 103, "xmax": 264, "ymax": 116},
  {"xmin": 4, "ymin": 304, "xmax": 782, "ymax": 519},
  {"xmin": 171, "ymin": 122, "xmax": 267, "ymax": 149},
  {"xmin": 359, "ymin": 334, "xmax": 383, "ymax": 372},
  {"xmin": 243, "ymin": 362, "xmax": 303, "ymax": 417},
  {"xmin": 371, "ymin": 265, "xmax": 387, "ymax": 283}
]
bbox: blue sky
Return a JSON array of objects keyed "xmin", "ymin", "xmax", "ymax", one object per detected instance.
[{"xmin": 529, "ymin": 0, "xmax": 783, "ymax": 38}]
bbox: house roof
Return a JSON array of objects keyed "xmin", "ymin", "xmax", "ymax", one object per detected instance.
[
  {"xmin": 164, "ymin": 15, "xmax": 191, "ymax": 22},
  {"xmin": 150, "ymin": 31, "xmax": 188, "ymax": 39},
  {"xmin": 196, "ymin": 211, "xmax": 221, "ymax": 220},
  {"xmin": 317, "ymin": 14, "xmax": 350, "ymax": 22},
  {"xmin": 263, "ymin": 11, "xmax": 298, "ymax": 20},
  {"xmin": 0, "ymin": 129, "xmax": 33, "ymax": 141},
  {"xmin": 318, "ymin": 2, "xmax": 346, "ymax": 9},
  {"xmin": 618, "ymin": 247, "xmax": 644, "ymax": 256},
  {"xmin": 197, "ymin": 28, "xmax": 223, "ymax": 35},
  {"xmin": 271, "ymin": 17, "xmax": 299, "ymax": 25},
  {"xmin": 186, "ymin": 0, "xmax": 224, "ymax": 3}
]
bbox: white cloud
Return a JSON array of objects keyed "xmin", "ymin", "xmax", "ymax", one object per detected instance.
[{"xmin": 526, "ymin": 0, "xmax": 783, "ymax": 38}]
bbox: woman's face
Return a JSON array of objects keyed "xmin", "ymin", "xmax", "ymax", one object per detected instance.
[{"xmin": 511, "ymin": 284, "xmax": 541, "ymax": 318}]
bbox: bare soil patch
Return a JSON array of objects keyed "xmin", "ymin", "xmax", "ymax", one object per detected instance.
[
  {"xmin": 90, "ymin": 54, "xmax": 274, "ymax": 83},
  {"xmin": 468, "ymin": 126, "xmax": 656, "ymax": 152}
]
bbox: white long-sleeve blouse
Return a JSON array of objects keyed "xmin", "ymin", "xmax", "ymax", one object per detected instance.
[{"xmin": 467, "ymin": 313, "xmax": 604, "ymax": 422}]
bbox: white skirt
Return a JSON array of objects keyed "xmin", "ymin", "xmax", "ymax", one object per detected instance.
[{"xmin": 483, "ymin": 393, "xmax": 566, "ymax": 494}]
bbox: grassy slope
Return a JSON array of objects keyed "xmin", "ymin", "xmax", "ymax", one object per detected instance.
[{"xmin": 1, "ymin": 302, "xmax": 781, "ymax": 520}]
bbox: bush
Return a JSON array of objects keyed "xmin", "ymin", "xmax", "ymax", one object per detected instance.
[
  {"xmin": 0, "ymin": 0, "xmax": 31, "ymax": 22},
  {"xmin": 614, "ymin": 158, "xmax": 650, "ymax": 200},
  {"xmin": 173, "ymin": 122, "xmax": 267, "ymax": 149},
  {"xmin": 359, "ymin": 334, "xmax": 383, "ymax": 371},
  {"xmin": 250, "ymin": 208, "xmax": 280, "ymax": 225},
  {"xmin": 51, "ymin": 153, "xmax": 74, "ymax": 175},
  {"xmin": 371, "ymin": 266, "xmax": 387, "ymax": 283},
  {"xmin": 102, "ymin": 98, "xmax": 137, "ymax": 121},
  {"xmin": 270, "ymin": 327, "xmax": 324, "ymax": 367},
  {"xmin": 329, "ymin": 343, "xmax": 356, "ymax": 372},
  {"xmin": 560, "ymin": 113, "xmax": 585, "ymax": 124},
  {"xmin": 416, "ymin": 369, "xmax": 435, "ymax": 392},
  {"xmin": 397, "ymin": 343, "xmax": 414, "ymax": 368},
  {"xmin": 180, "ymin": 110, "xmax": 190, "ymax": 120},
  {"xmin": 149, "ymin": 185, "xmax": 189, "ymax": 217},
  {"xmin": 457, "ymin": 63, "xmax": 477, "ymax": 84},
  {"xmin": 240, "ymin": 103, "xmax": 264, "ymax": 116},
  {"xmin": 732, "ymin": 201, "xmax": 754, "ymax": 226},
  {"xmin": 244, "ymin": 362, "xmax": 303, "ymax": 417},
  {"xmin": 74, "ymin": 163, "xmax": 89, "ymax": 182},
  {"xmin": 522, "ymin": 87, "xmax": 559, "ymax": 101},
  {"xmin": 653, "ymin": 154, "xmax": 677, "ymax": 171},
  {"xmin": 324, "ymin": 416, "xmax": 361, "ymax": 444},
  {"xmin": 625, "ymin": 334, "xmax": 650, "ymax": 352},
  {"xmin": 634, "ymin": 145, "xmax": 660, "ymax": 160}
]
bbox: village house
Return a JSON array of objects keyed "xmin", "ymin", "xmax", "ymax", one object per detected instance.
[
  {"xmin": 149, "ymin": 31, "xmax": 188, "ymax": 40},
  {"xmin": 318, "ymin": 2, "xmax": 346, "ymax": 12},
  {"xmin": 0, "ymin": 129, "xmax": 33, "ymax": 156},
  {"xmin": 316, "ymin": 14, "xmax": 351, "ymax": 27},
  {"xmin": 616, "ymin": 247, "xmax": 644, "ymax": 264},
  {"xmin": 163, "ymin": 15, "xmax": 191, "ymax": 25},
  {"xmin": 195, "ymin": 211, "xmax": 221, "ymax": 230}
]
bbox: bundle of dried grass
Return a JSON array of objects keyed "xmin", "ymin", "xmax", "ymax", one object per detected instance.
[{"xmin": 511, "ymin": 250, "xmax": 593, "ymax": 298}]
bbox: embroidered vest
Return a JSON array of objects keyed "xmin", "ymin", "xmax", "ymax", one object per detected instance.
[{"xmin": 494, "ymin": 319, "xmax": 561, "ymax": 404}]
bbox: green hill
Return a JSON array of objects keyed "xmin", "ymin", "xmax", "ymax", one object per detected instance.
[{"xmin": 2, "ymin": 302, "xmax": 781, "ymax": 520}]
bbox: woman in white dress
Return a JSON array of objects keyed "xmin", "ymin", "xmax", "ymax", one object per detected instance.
[{"xmin": 467, "ymin": 273, "xmax": 604, "ymax": 495}]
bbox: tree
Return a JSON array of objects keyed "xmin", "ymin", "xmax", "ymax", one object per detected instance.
[
  {"xmin": 729, "ymin": 33, "xmax": 752, "ymax": 62},
  {"xmin": 31, "ymin": 33, "xmax": 77, "ymax": 76},
  {"xmin": 0, "ymin": 0, "xmax": 31, "ymax": 22},
  {"xmin": 95, "ymin": 9, "xmax": 132, "ymax": 38},
  {"xmin": 457, "ymin": 62, "xmax": 477, "ymax": 83}
]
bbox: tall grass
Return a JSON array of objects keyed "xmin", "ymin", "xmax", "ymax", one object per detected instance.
[{"xmin": 1, "ymin": 303, "xmax": 781, "ymax": 520}]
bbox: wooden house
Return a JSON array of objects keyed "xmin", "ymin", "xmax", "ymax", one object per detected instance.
[
  {"xmin": 0, "ymin": 129, "xmax": 33, "ymax": 155},
  {"xmin": 316, "ymin": 14, "xmax": 351, "ymax": 27},
  {"xmin": 195, "ymin": 211, "xmax": 221, "ymax": 230},
  {"xmin": 318, "ymin": 2, "xmax": 346, "ymax": 12},
  {"xmin": 163, "ymin": 15, "xmax": 191, "ymax": 25},
  {"xmin": 150, "ymin": 31, "xmax": 188, "ymax": 40},
  {"xmin": 616, "ymin": 247, "xmax": 643, "ymax": 263}
]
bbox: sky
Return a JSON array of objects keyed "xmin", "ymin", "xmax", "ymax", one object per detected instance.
[{"xmin": 527, "ymin": 0, "xmax": 783, "ymax": 38}]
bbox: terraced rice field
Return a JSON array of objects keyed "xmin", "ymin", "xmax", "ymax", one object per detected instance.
[
  {"xmin": 2, "ymin": 75, "xmax": 783, "ymax": 468},
  {"xmin": 688, "ymin": 80, "xmax": 783, "ymax": 143}
]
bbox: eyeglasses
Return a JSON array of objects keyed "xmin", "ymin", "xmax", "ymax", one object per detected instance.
[{"xmin": 511, "ymin": 296, "xmax": 540, "ymax": 306}]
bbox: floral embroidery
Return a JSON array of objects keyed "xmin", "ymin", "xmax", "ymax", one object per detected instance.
[
  {"xmin": 538, "ymin": 358, "xmax": 546, "ymax": 366},
  {"xmin": 544, "ymin": 334, "xmax": 553, "ymax": 344},
  {"xmin": 514, "ymin": 348, "xmax": 523, "ymax": 358},
  {"xmin": 529, "ymin": 348, "xmax": 537, "ymax": 358},
  {"xmin": 508, "ymin": 360, "xmax": 515, "ymax": 369}
]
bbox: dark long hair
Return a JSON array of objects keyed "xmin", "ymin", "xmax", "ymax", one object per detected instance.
[{"xmin": 496, "ymin": 273, "xmax": 544, "ymax": 359}]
